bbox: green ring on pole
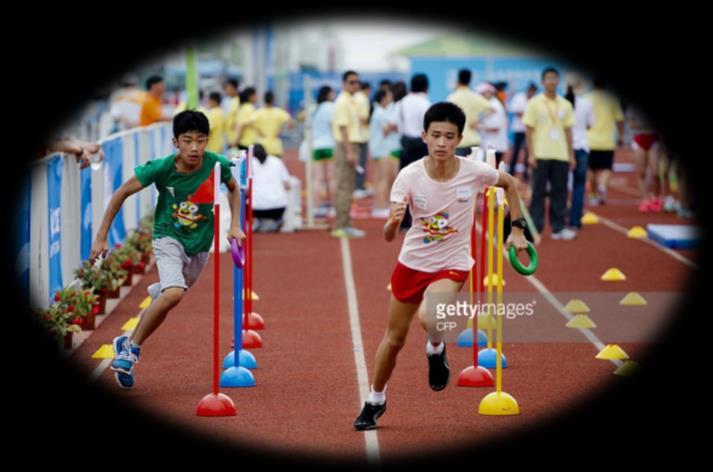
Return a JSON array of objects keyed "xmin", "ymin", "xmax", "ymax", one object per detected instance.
[{"xmin": 508, "ymin": 241, "xmax": 538, "ymax": 276}]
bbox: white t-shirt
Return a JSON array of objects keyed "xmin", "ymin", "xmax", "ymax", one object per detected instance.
[
  {"xmin": 389, "ymin": 92, "xmax": 431, "ymax": 138},
  {"xmin": 572, "ymin": 95, "xmax": 595, "ymax": 151},
  {"xmin": 390, "ymin": 156, "xmax": 500, "ymax": 272},
  {"xmin": 251, "ymin": 156, "xmax": 290, "ymax": 210},
  {"xmin": 312, "ymin": 101, "xmax": 335, "ymax": 150},
  {"xmin": 508, "ymin": 92, "xmax": 528, "ymax": 133},
  {"xmin": 480, "ymin": 98, "xmax": 509, "ymax": 152}
]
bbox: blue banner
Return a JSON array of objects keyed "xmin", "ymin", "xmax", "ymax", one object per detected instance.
[
  {"xmin": 134, "ymin": 133, "xmax": 141, "ymax": 224},
  {"xmin": 14, "ymin": 169, "xmax": 31, "ymax": 305},
  {"xmin": 103, "ymin": 138, "xmax": 126, "ymax": 248},
  {"xmin": 80, "ymin": 166, "xmax": 92, "ymax": 260},
  {"xmin": 47, "ymin": 155, "xmax": 63, "ymax": 300}
]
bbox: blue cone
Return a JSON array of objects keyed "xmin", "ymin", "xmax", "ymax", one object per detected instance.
[
  {"xmin": 478, "ymin": 348, "xmax": 508, "ymax": 369},
  {"xmin": 220, "ymin": 366, "xmax": 256, "ymax": 388},
  {"xmin": 223, "ymin": 350, "xmax": 257, "ymax": 370},
  {"xmin": 456, "ymin": 329, "xmax": 489, "ymax": 348}
]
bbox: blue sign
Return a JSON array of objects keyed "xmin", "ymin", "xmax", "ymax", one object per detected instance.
[{"xmin": 47, "ymin": 155, "xmax": 63, "ymax": 299}]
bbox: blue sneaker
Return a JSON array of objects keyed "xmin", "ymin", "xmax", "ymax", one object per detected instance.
[{"xmin": 111, "ymin": 335, "xmax": 140, "ymax": 390}]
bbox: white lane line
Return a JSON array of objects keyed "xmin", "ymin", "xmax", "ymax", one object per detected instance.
[{"xmin": 339, "ymin": 238, "xmax": 381, "ymax": 464}]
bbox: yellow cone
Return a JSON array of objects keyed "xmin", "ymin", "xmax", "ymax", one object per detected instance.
[
  {"xmin": 482, "ymin": 274, "xmax": 506, "ymax": 288},
  {"xmin": 619, "ymin": 292, "xmax": 647, "ymax": 306},
  {"xmin": 601, "ymin": 268, "xmax": 626, "ymax": 281},
  {"xmin": 566, "ymin": 314, "xmax": 597, "ymax": 329},
  {"xmin": 581, "ymin": 212, "xmax": 599, "ymax": 224},
  {"xmin": 478, "ymin": 314, "xmax": 497, "ymax": 330},
  {"xmin": 122, "ymin": 317, "xmax": 139, "ymax": 331},
  {"xmin": 613, "ymin": 360, "xmax": 641, "ymax": 377},
  {"xmin": 479, "ymin": 392, "xmax": 520, "ymax": 416},
  {"xmin": 563, "ymin": 299, "xmax": 591, "ymax": 314},
  {"xmin": 92, "ymin": 344, "xmax": 115, "ymax": 359},
  {"xmin": 627, "ymin": 226, "xmax": 648, "ymax": 239},
  {"xmin": 596, "ymin": 344, "xmax": 629, "ymax": 360},
  {"xmin": 139, "ymin": 296, "xmax": 152, "ymax": 309}
]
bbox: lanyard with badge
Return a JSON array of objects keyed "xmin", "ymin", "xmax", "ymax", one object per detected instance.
[{"xmin": 544, "ymin": 98, "xmax": 561, "ymax": 141}]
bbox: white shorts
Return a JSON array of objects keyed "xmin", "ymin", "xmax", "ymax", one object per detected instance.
[{"xmin": 152, "ymin": 236, "xmax": 209, "ymax": 292}]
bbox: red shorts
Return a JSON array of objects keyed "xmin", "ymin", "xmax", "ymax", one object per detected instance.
[
  {"xmin": 390, "ymin": 262, "xmax": 469, "ymax": 305},
  {"xmin": 633, "ymin": 133, "xmax": 658, "ymax": 151}
]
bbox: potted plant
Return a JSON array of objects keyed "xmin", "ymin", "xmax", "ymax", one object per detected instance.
[
  {"xmin": 51, "ymin": 286, "xmax": 98, "ymax": 331},
  {"xmin": 127, "ymin": 228, "xmax": 153, "ymax": 265},
  {"xmin": 113, "ymin": 243, "xmax": 142, "ymax": 286},
  {"xmin": 38, "ymin": 291, "xmax": 84, "ymax": 349},
  {"xmin": 102, "ymin": 254, "xmax": 127, "ymax": 298},
  {"xmin": 74, "ymin": 260, "xmax": 112, "ymax": 315}
]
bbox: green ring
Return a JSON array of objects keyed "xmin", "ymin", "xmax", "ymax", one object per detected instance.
[{"xmin": 508, "ymin": 241, "xmax": 538, "ymax": 276}]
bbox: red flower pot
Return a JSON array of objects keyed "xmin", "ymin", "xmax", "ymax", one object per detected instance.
[
  {"xmin": 122, "ymin": 266, "xmax": 134, "ymax": 287},
  {"xmin": 107, "ymin": 285, "xmax": 121, "ymax": 299},
  {"xmin": 80, "ymin": 310, "xmax": 96, "ymax": 330},
  {"xmin": 94, "ymin": 291, "xmax": 107, "ymax": 315},
  {"xmin": 64, "ymin": 331, "xmax": 73, "ymax": 350}
]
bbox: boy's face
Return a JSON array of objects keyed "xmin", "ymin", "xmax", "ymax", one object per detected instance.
[
  {"xmin": 422, "ymin": 121, "xmax": 462, "ymax": 162},
  {"xmin": 174, "ymin": 131, "xmax": 208, "ymax": 166},
  {"xmin": 542, "ymin": 72, "xmax": 559, "ymax": 93}
]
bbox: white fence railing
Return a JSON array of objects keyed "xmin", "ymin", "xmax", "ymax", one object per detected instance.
[{"xmin": 19, "ymin": 123, "xmax": 173, "ymax": 310}]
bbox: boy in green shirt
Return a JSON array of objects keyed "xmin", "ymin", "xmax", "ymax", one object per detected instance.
[{"xmin": 90, "ymin": 110, "xmax": 245, "ymax": 389}]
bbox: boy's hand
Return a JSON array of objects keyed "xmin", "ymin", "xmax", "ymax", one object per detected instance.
[
  {"xmin": 506, "ymin": 229, "xmax": 529, "ymax": 253},
  {"xmin": 228, "ymin": 226, "xmax": 246, "ymax": 246},
  {"xmin": 90, "ymin": 238, "xmax": 108, "ymax": 264},
  {"xmin": 388, "ymin": 197, "xmax": 408, "ymax": 227}
]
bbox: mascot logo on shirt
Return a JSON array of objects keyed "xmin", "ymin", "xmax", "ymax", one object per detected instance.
[
  {"xmin": 170, "ymin": 171, "xmax": 216, "ymax": 230},
  {"xmin": 172, "ymin": 198, "xmax": 207, "ymax": 229},
  {"xmin": 420, "ymin": 212, "xmax": 457, "ymax": 244}
]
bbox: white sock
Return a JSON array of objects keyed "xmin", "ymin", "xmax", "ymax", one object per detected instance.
[
  {"xmin": 129, "ymin": 340, "xmax": 142, "ymax": 350},
  {"xmin": 368, "ymin": 385, "xmax": 386, "ymax": 405},
  {"xmin": 426, "ymin": 341, "xmax": 444, "ymax": 355}
]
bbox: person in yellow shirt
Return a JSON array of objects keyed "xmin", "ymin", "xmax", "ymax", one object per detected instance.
[
  {"xmin": 222, "ymin": 79, "xmax": 241, "ymax": 151},
  {"xmin": 205, "ymin": 92, "xmax": 227, "ymax": 153},
  {"xmin": 447, "ymin": 68, "xmax": 493, "ymax": 156},
  {"xmin": 139, "ymin": 75, "xmax": 171, "ymax": 126},
  {"xmin": 523, "ymin": 67, "xmax": 576, "ymax": 240},
  {"xmin": 585, "ymin": 77, "xmax": 624, "ymax": 205},
  {"xmin": 253, "ymin": 91, "xmax": 293, "ymax": 157},
  {"xmin": 235, "ymin": 87, "xmax": 258, "ymax": 150},
  {"xmin": 331, "ymin": 70, "xmax": 365, "ymax": 238}
]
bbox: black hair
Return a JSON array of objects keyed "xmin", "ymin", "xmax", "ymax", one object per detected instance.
[
  {"xmin": 145, "ymin": 75, "xmax": 163, "ymax": 91},
  {"xmin": 252, "ymin": 143, "xmax": 267, "ymax": 164},
  {"xmin": 527, "ymin": 82, "xmax": 538, "ymax": 92},
  {"xmin": 317, "ymin": 85, "xmax": 332, "ymax": 104},
  {"xmin": 360, "ymin": 81, "xmax": 371, "ymax": 91},
  {"xmin": 208, "ymin": 91, "xmax": 222, "ymax": 105},
  {"xmin": 423, "ymin": 102, "xmax": 465, "ymax": 135},
  {"xmin": 541, "ymin": 67, "xmax": 560, "ymax": 80},
  {"xmin": 391, "ymin": 81, "xmax": 407, "ymax": 102},
  {"xmin": 379, "ymin": 79, "xmax": 392, "ymax": 89},
  {"xmin": 264, "ymin": 91, "xmax": 274, "ymax": 105},
  {"xmin": 495, "ymin": 81, "xmax": 508, "ymax": 91},
  {"xmin": 410, "ymin": 73, "xmax": 429, "ymax": 93},
  {"xmin": 342, "ymin": 70, "xmax": 358, "ymax": 83},
  {"xmin": 458, "ymin": 69, "xmax": 471, "ymax": 86},
  {"xmin": 173, "ymin": 110, "xmax": 209, "ymax": 138},
  {"xmin": 565, "ymin": 85, "xmax": 575, "ymax": 108},
  {"xmin": 374, "ymin": 89, "xmax": 389, "ymax": 104},
  {"xmin": 239, "ymin": 87, "xmax": 256, "ymax": 104},
  {"xmin": 224, "ymin": 78, "xmax": 239, "ymax": 90}
]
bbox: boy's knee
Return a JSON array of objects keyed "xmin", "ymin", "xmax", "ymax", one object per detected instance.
[
  {"xmin": 385, "ymin": 334, "xmax": 406, "ymax": 351},
  {"xmin": 161, "ymin": 287, "xmax": 185, "ymax": 307}
]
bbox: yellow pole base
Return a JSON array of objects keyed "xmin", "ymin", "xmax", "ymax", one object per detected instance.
[{"xmin": 478, "ymin": 391, "xmax": 520, "ymax": 416}]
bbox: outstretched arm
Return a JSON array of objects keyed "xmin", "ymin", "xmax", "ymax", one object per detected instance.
[
  {"xmin": 493, "ymin": 171, "xmax": 529, "ymax": 252},
  {"xmin": 90, "ymin": 176, "xmax": 145, "ymax": 262}
]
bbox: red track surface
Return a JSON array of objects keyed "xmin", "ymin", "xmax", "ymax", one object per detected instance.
[{"xmin": 71, "ymin": 147, "xmax": 697, "ymax": 464}]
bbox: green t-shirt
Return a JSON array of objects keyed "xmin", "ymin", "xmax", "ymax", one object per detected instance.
[{"xmin": 134, "ymin": 151, "xmax": 233, "ymax": 256}]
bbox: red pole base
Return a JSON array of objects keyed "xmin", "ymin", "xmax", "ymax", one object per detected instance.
[
  {"xmin": 242, "ymin": 329, "xmax": 263, "ymax": 348},
  {"xmin": 245, "ymin": 311, "xmax": 265, "ymax": 330},
  {"xmin": 196, "ymin": 393, "xmax": 237, "ymax": 417},
  {"xmin": 457, "ymin": 365, "xmax": 495, "ymax": 387}
]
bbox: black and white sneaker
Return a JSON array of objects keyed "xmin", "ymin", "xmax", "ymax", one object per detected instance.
[
  {"xmin": 427, "ymin": 344, "xmax": 450, "ymax": 391},
  {"xmin": 353, "ymin": 402, "xmax": 387, "ymax": 431}
]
